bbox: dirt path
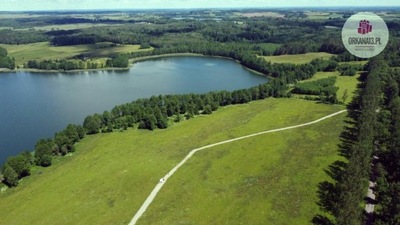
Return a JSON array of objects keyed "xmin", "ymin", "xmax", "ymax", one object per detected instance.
[{"xmin": 128, "ymin": 109, "xmax": 347, "ymax": 225}]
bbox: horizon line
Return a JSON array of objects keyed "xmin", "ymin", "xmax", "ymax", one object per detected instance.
[{"xmin": 1, "ymin": 5, "xmax": 400, "ymax": 13}]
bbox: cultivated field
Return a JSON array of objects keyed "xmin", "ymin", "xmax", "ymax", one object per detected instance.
[
  {"xmin": 0, "ymin": 98, "xmax": 345, "ymax": 225},
  {"xmin": 260, "ymin": 52, "xmax": 334, "ymax": 64},
  {"xmin": 305, "ymin": 12, "xmax": 344, "ymax": 20}
]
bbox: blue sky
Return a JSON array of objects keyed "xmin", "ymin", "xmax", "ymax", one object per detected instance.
[{"xmin": 1, "ymin": 0, "xmax": 400, "ymax": 11}]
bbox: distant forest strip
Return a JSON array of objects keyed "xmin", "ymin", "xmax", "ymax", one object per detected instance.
[{"xmin": 3, "ymin": 14, "xmax": 400, "ymax": 73}]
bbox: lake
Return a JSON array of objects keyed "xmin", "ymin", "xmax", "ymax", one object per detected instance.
[{"xmin": 0, "ymin": 56, "xmax": 268, "ymax": 165}]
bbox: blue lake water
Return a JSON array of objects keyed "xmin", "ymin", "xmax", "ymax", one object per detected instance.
[{"xmin": 0, "ymin": 56, "xmax": 268, "ymax": 165}]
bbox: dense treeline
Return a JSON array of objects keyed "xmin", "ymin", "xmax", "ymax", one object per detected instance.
[
  {"xmin": 313, "ymin": 57, "xmax": 400, "ymax": 225},
  {"xmin": 334, "ymin": 61, "xmax": 382, "ymax": 225},
  {"xmin": 83, "ymin": 80, "xmax": 287, "ymax": 133},
  {"xmin": 105, "ymin": 54, "xmax": 129, "ymax": 68},
  {"xmin": 25, "ymin": 54, "xmax": 129, "ymax": 70},
  {"xmin": 292, "ymin": 76, "xmax": 337, "ymax": 95},
  {"xmin": 1, "ymin": 151, "xmax": 32, "ymax": 187},
  {"xmin": 0, "ymin": 47, "xmax": 15, "ymax": 69},
  {"xmin": 337, "ymin": 64, "xmax": 362, "ymax": 76},
  {"xmin": 1, "ymin": 124, "xmax": 85, "ymax": 186},
  {"xmin": 292, "ymin": 77, "xmax": 338, "ymax": 104},
  {"xmin": 310, "ymin": 58, "xmax": 338, "ymax": 72},
  {"xmin": 273, "ymin": 39, "xmax": 345, "ymax": 55},
  {"xmin": 0, "ymin": 30, "xmax": 48, "ymax": 45},
  {"xmin": 373, "ymin": 66, "xmax": 400, "ymax": 224},
  {"xmin": 27, "ymin": 59, "xmax": 88, "ymax": 70}
]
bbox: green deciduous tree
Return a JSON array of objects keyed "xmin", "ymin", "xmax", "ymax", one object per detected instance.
[
  {"xmin": 5, "ymin": 154, "xmax": 31, "ymax": 178},
  {"xmin": 35, "ymin": 139, "xmax": 54, "ymax": 167},
  {"xmin": 2, "ymin": 163, "xmax": 18, "ymax": 187},
  {"xmin": 83, "ymin": 115, "xmax": 101, "ymax": 134}
]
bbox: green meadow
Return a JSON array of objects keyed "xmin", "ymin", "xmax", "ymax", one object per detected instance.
[
  {"xmin": 139, "ymin": 111, "xmax": 345, "ymax": 225},
  {"xmin": 0, "ymin": 98, "xmax": 345, "ymax": 225},
  {"xmin": 0, "ymin": 42, "xmax": 152, "ymax": 66},
  {"xmin": 260, "ymin": 52, "xmax": 334, "ymax": 64},
  {"xmin": 259, "ymin": 43, "xmax": 282, "ymax": 52},
  {"xmin": 338, "ymin": 60, "xmax": 368, "ymax": 66}
]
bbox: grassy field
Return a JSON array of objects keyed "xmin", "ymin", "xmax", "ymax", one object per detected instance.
[
  {"xmin": 0, "ymin": 42, "xmax": 152, "ymax": 66},
  {"xmin": 338, "ymin": 60, "xmax": 368, "ymax": 66},
  {"xmin": 305, "ymin": 12, "xmax": 343, "ymax": 20},
  {"xmin": 259, "ymin": 43, "xmax": 282, "ymax": 52},
  {"xmin": 0, "ymin": 98, "xmax": 345, "ymax": 225},
  {"xmin": 260, "ymin": 52, "xmax": 334, "ymax": 64},
  {"xmin": 140, "ymin": 111, "xmax": 345, "ymax": 225}
]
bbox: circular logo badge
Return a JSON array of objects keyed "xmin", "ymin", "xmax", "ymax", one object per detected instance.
[{"xmin": 342, "ymin": 12, "xmax": 389, "ymax": 58}]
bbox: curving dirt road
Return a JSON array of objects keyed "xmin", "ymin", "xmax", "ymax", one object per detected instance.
[{"xmin": 128, "ymin": 109, "xmax": 347, "ymax": 225}]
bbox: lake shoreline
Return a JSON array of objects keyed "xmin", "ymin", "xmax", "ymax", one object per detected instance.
[
  {"xmin": 0, "ymin": 53, "xmax": 267, "ymax": 77},
  {"xmin": 130, "ymin": 53, "xmax": 268, "ymax": 77},
  {"xmin": 0, "ymin": 67, "xmax": 130, "ymax": 74}
]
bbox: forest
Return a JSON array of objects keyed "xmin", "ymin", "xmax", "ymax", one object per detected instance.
[{"xmin": 1, "ymin": 9, "xmax": 400, "ymax": 224}]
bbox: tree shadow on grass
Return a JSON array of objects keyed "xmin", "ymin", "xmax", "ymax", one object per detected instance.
[
  {"xmin": 312, "ymin": 214, "xmax": 335, "ymax": 225},
  {"xmin": 312, "ymin": 116, "xmax": 355, "ymax": 224},
  {"xmin": 324, "ymin": 161, "xmax": 346, "ymax": 182},
  {"xmin": 313, "ymin": 90, "xmax": 364, "ymax": 224}
]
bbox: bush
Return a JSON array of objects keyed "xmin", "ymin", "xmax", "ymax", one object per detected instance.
[
  {"xmin": 202, "ymin": 105, "xmax": 213, "ymax": 114},
  {"xmin": 292, "ymin": 77, "xmax": 337, "ymax": 95},
  {"xmin": 38, "ymin": 154, "xmax": 52, "ymax": 167}
]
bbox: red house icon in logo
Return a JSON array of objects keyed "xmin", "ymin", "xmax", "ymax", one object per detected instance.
[{"xmin": 358, "ymin": 20, "xmax": 372, "ymax": 34}]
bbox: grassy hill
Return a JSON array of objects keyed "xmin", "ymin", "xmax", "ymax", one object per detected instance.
[{"xmin": 0, "ymin": 98, "xmax": 345, "ymax": 225}]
